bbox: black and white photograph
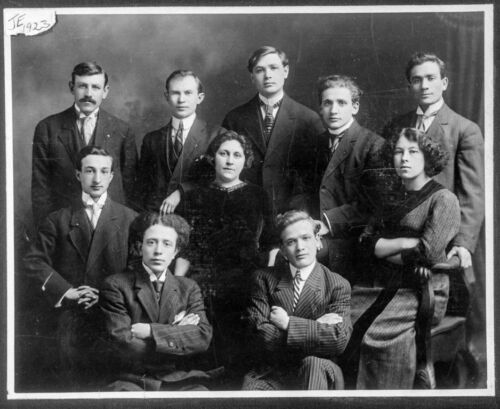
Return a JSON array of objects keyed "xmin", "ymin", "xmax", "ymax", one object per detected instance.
[{"xmin": 2, "ymin": 3, "xmax": 496, "ymax": 406}]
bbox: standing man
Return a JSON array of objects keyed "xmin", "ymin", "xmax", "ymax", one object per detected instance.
[
  {"xmin": 139, "ymin": 70, "xmax": 216, "ymax": 214},
  {"xmin": 222, "ymin": 46, "xmax": 324, "ymax": 219},
  {"xmin": 24, "ymin": 146, "xmax": 137, "ymax": 389},
  {"xmin": 32, "ymin": 61, "xmax": 138, "ymax": 225},
  {"xmin": 99, "ymin": 213, "xmax": 214, "ymax": 391},
  {"xmin": 243, "ymin": 210, "xmax": 351, "ymax": 390},
  {"xmin": 386, "ymin": 52, "xmax": 484, "ymax": 273},
  {"xmin": 308, "ymin": 75, "xmax": 384, "ymax": 279}
]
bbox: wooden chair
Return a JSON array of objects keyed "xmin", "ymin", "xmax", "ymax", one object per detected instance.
[{"xmin": 414, "ymin": 256, "xmax": 479, "ymax": 389}]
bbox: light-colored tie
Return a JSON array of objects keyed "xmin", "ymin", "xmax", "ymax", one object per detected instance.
[
  {"xmin": 90, "ymin": 202, "xmax": 100, "ymax": 229},
  {"xmin": 416, "ymin": 111, "xmax": 438, "ymax": 132},
  {"xmin": 80, "ymin": 116, "xmax": 93, "ymax": 145},
  {"xmin": 293, "ymin": 270, "xmax": 302, "ymax": 310},
  {"xmin": 154, "ymin": 280, "xmax": 164, "ymax": 301}
]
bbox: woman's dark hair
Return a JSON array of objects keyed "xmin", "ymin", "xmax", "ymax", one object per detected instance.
[
  {"xmin": 129, "ymin": 212, "xmax": 191, "ymax": 252},
  {"xmin": 384, "ymin": 127, "xmax": 449, "ymax": 177},
  {"xmin": 208, "ymin": 130, "xmax": 254, "ymax": 169}
]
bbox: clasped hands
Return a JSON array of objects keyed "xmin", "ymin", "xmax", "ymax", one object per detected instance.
[
  {"xmin": 130, "ymin": 310, "xmax": 200, "ymax": 339},
  {"xmin": 64, "ymin": 285, "xmax": 98, "ymax": 309},
  {"xmin": 270, "ymin": 306, "xmax": 343, "ymax": 330}
]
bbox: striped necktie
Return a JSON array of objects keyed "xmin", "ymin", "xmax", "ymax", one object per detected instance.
[
  {"xmin": 293, "ymin": 270, "xmax": 302, "ymax": 310},
  {"xmin": 261, "ymin": 99, "xmax": 282, "ymax": 144},
  {"xmin": 173, "ymin": 121, "xmax": 184, "ymax": 158},
  {"xmin": 416, "ymin": 111, "xmax": 438, "ymax": 132},
  {"xmin": 329, "ymin": 131, "xmax": 345, "ymax": 155}
]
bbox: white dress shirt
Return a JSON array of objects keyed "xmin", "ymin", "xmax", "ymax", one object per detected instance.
[{"xmin": 171, "ymin": 113, "xmax": 196, "ymax": 145}]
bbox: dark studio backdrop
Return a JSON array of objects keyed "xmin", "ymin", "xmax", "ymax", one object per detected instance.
[{"xmin": 8, "ymin": 9, "xmax": 488, "ymax": 395}]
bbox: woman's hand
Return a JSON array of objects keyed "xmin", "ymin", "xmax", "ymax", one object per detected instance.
[{"xmin": 414, "ymin": 266, "xmax": 431, "ymax": 281}]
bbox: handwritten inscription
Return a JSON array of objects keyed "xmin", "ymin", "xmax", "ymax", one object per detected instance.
[{"xmin": 5, "ymin": 10, "xmax": 56, "ymax": 36}]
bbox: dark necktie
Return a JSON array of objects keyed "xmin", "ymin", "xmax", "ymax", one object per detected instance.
[
  {"xmin": 260, "ymin": 99, "xmax": 282, "ymax": 144},
  {"xmin": 154, "ymin": 280, "xmax": 163, "ymax": 301},
  {"xmin": 173, "ymin": 121, "xmax": 184, "ymax": 158},
  {"xmin": 329, "ymin": 131, "xmax": 345, "ymax": 156},
  {"xmin": 293, "ymin": 270, "xmax": 302, "ymax": 310}
]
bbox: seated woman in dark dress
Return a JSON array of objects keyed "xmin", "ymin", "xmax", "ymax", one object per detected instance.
[
  {"xmin": 343, "ymin": 127, "xmax": 461, "ymax": 389},
  {"xmin": 178, "ymin": 130, "xmax": 271, "ymax": 377}
]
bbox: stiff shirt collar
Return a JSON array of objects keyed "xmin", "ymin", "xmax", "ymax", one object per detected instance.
[
  {"xmin": 171, "ymin": 113, "xmax": 196, "ymax": 134},
  {"xmin": 328, "ymin": 117, "xmax": 354, "ymax": 136},
  {"xmin": 142, "ymin": 262, "xmax": 167, "ymax": 283},
  {"xmin": 289, "ymin": 260, "xmax": 316, "ymax": 281},
  {"xmin": 259, "ymin": 91, "xmax": 284, "ymax": 108},
  {"xmin": 82, "ymin": 191, "xmax": 107, "ymax": 207},
  {"xmin": 416, "ymin": 98, "xmax": 444, "ymax": 116},
  {"xmin": 74, "ymin": 104, "xmax": 99, "ymax": 119}
]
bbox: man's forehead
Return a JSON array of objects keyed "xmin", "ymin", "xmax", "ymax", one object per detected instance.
[
  {"xmin": 255, "ymin": 53, "xmax": 283, "ymax": 67},
  {"xmin": 322, "ymin": 86, "xmax": 352, "ymax": 101},
  {"xmin": 81, "ymin": 154, "xmax": 112, "ymax": 167},
  {"xmin": 410, "ymin": 61, "xmax": 442, "ymax": 77},
  {"xmin": 144, "ymin": 224, "xmax": 178, "ymax": 240},
  {"xmin": 168, "ymin": 75, "xmax": 198, "ymax": 91},
  {"xmin": 281, "ymin": 220, "xmax": 315, "ymax": 239},
  {"xmin": 73, "ymin": 73, "xmax": 106, "ymax": 84}
]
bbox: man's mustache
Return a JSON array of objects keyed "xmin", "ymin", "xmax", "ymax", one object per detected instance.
[{"xmin": 79, "ymin": 97, "xmax": 97, "ymax": 104}]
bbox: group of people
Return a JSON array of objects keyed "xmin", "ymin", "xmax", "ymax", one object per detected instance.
[{"xmin": 22, "ymin": 45, "xmax": 484, "ymax": 391}]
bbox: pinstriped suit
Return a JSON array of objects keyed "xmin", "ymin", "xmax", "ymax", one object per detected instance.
[{"xmin": 243, "ymin": 262, "xmax": 352, "ymax": 390}]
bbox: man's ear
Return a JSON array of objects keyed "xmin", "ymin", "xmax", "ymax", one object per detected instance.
[
  {"xmin": 197, "ymin": 92, "xmax": 205, "ymax": 104},
  {"xmin": 102, "ymin": 84, "xmax": 110, "ymax": 100},
  {"xmin": 75, "ymin": 170, "xmax": 81, "ymax": 182},
  {"xmin": 279, "ymin": 245, "xmax": 288, "ymax": 261},
  {"xmin": 69, "ymin": 81, "xmax": 74, "ymax": 92}
]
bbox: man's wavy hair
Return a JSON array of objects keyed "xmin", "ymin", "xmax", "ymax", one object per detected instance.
[
  {"xmin": 383, "ymin": 127, "xmax": 449, "ymax": 177},
  {"xmin": 276, "ymin": 210, "xmax": 320, "ymax": 243},
  {"xmin": 129, "ymin": 212, "xmax": 191, "ymax": 252}
]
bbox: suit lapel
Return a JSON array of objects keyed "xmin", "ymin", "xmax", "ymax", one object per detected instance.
[
  {"xmin": 273, "ymin": 264, "xmax": 295, "ymax": 315},
  {"xmin": 135, "ymin": 267, "xmax": 160, "ymax": 323},
  {"xmin": 321, "ymin": 121, "xmax": 359, "ymax": 181},
  {"xmin": 158, "ymin": 271, "xmax": 181, "ymax": 324},
  {"xmin": 94, "ymin": 109, "xmax": 111, "ymax": 147},
  {"xmin": 68, "ymin": 205, "xmax": 92, "ymax": 264},
  {"xmin": 242, "ymin": 96, "xmax": 267, "ymax": 156},
  {"xmin": 294, "ymin": 263, "xmax": 323, "ymax": 318},
  {"xmin": 267, "ymin": 94, "xmax": 295, "ymax": 158},
  {"xmin": 58, "ymin": 107, "xmax": 81, "ymax": 163},
  {"xmin": 85, "ymin": 198, "xmax": 118, "ymax": 274},
  {"xmin": 425, "ymin": 104, "xmax": 448, "ymax": 142}
]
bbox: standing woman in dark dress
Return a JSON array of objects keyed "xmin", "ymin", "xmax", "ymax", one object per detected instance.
[
  {"xmin": 343, "ymin": 127, "xmax": 461, "ymax": 389},
  {"xmin": 178, "ymin": 130, "xmax": 271, "ymax": 377}
]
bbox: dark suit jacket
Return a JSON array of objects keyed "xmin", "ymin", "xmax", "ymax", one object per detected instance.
[
  {"xmin": 138, "ymin": 117, "xmax": 215, "ymax": 211},
  {"xmin": 99, "ymin": 265, "xmax": 212, "ymax": 373},
  {"xmin": 386, "ymin": 103, "xmax": 484, "ymax": 253},
  {"xmin": 23, "ymin": 198, "xmax": 138, "ymax": 306},
  {"xmin": 317, "ymin": 120, "xmax": 385, "ymax": 237},
  {"xmin": 32, "ymin": 106, "xmax": 138, "ymax": 224},
  {"xmin": 222, "ymin": 94, "xmax": 324, "ymax": 218},
  {"xmin": 246, "ymin": 262, "xmax": 351, "ymax": 369}
]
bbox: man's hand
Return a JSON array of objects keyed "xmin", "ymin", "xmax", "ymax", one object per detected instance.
[
  {"xmin": 177, "ymin": 313, "xmax": 200, "ymax": 326},
  {"xmin": 131, "ymin": 323, "xmax": 152, "ymax": 339},
  {"xmin": 76, "ymin": 286, "xmax": 99, "ymax": 309},
  {"xmin": 402, "ymin": 237, "xmax": 420, "ymax": 249},
  {"xmin": 316, "ymin": 312, "xmax": 343, "ymax": 325},
  {"xmin": 160, "ymin": 190, "xmax": 181, "ymax": 214},
  {"xmin": 447, "ymin": 246, "xmax": 472, "ymax": 269},
  {"xmin": 269, "ymin": 306, "xmax": 289, "ymax": 330},
  {"xmin": 414, "ymin": 266, "xmax": 431, "ymax": 281}
]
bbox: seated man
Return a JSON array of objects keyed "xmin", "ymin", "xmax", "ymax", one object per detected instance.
[
  {"xmin": 243, "ymin": 210, "xmax": 352, "ymax": 390},
  {"xmin": 23, "ymin": 146, "xmax": 137, "ymax": 389},
  {"xmin": 99, "ymin": 213, "xmax": 214, "ymax": 391}
]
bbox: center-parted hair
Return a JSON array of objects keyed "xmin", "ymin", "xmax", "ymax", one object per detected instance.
[
  {"xmin": 405, "ymin": 52, "xmax": 447, "ymax": 82},
  {"xmin": 71, "ymin": 62, "xmax": 108, "ymax": 87},
  {"xmin": 384, "ymin": 127, "xmax": 449, "ymax": 177},
  {"xmin": 276, "ymin": 210, "xmax": 320, "ymax": 241},
  {"xmin": 316, "ymin": 74, "xmax": 362, "ymax": 105},
  {"xmin": 165, "ymin": 70, "xmax": 204, "ymax": 94},
  {"xmin": 74, "ymin": 145, "xmax": 114, "ymax": 171},
  {"xmin": 208, "ymin": 130, "xmax": 254, "ymax": 169},
  {"xmin": 130, "ymin": 212, "xmax": 191, "ymax": 252},
  {"xmin": 247, "ymin": 46, "xmax": 289, "ymax": 73}
]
